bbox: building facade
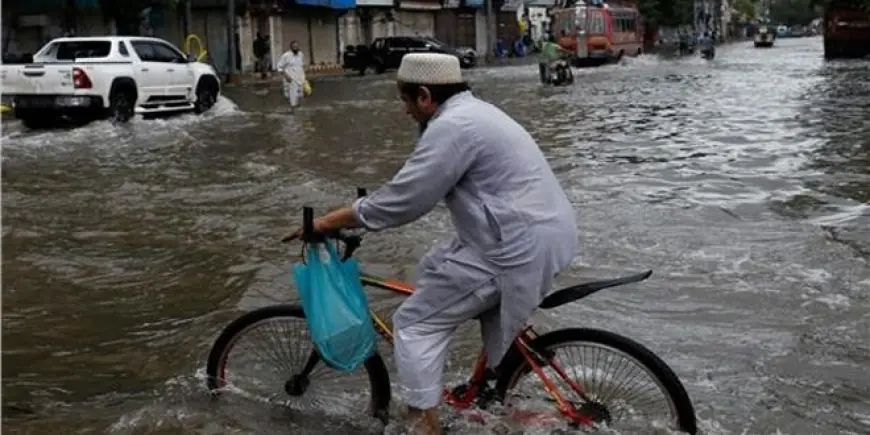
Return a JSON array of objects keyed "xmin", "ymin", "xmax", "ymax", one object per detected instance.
[{"xmin": 435, "ymin": 0, "xmax": 479, "ymax": 49}]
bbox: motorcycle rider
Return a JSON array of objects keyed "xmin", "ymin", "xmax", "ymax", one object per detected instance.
[
  {"xmin": 537, "ymin": 33, "xmax": 571, "ymax": 85},
  {"xmin": 699, "ymin": 32, "xmax": 715, "ymax": 59}
]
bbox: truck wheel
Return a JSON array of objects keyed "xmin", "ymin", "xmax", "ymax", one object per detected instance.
[
  {"xmin": 195, "ymin": 77, "xmax": 219, "ymax": 114},
  {"xmin": 17, "ymin": 110, "xmax": 56, "ymax": 130},
  {"xmin": 109, "ymin": 90, "xmax": 135, "ymax": 124}
]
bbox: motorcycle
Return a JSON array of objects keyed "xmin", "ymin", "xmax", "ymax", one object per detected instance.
[
  {"xmin": 548, "ymin": 59, "xmax": 574, "ymax": 86},
  {"xmin": 701, "ymin": 46, "xmax": 715, "ymax": 60}
]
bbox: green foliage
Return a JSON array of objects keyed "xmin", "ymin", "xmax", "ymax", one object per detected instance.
[
  {"xmin": 637, "ymin": 0, "xmax": 694, "ymax": 27},
  {"xmin": 97, "ymin": 0, "xmax": 181, "ymax": 34},
  {"xmin": 768, "ymin": 0, "xmax": 819, "ymax": 24},
  {"xmin": 734, "ymin": 0, "xmax": 758, "ymax": 19}
]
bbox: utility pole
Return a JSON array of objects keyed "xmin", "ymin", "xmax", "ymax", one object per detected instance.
[
  {"xmin": 184, "ymin": 0, "xmax": 193, "ymax": 37},
  {"xmin": 228, "ymin": 0, "xmax": 238, "ymax": 80},
  {"xmin": 485, "ymin": 0, "xmax": 497, "ymax": 63}
]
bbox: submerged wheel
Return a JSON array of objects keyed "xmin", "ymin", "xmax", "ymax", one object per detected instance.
[
  {"xmin": 194, "ymin": 75, "xmax": 219, "ymax": 114},
  {"xmin": 495, "ymin": 328, "xmax": 698, "ymax": 434},
  {"xmin": 109, "ymin": 89, "xmax": 135, "ymax": 124},
  {"xmin": 16, "ymin": 109, "xmax": 57, "ymax": 129},
  {"xmin": 205, "ymin": 304, "xmax": 391, "ymax": 426}
]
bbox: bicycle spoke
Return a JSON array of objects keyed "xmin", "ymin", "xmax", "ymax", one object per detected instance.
[
  {"xmin": 218, "ymin": 316, "xmax": 374, "ymax": 418},
  {"xmin": 508, "ymin": 342, "xmax": 680, "ymax": 429}
]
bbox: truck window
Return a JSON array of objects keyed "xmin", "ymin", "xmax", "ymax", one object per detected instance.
[
  {"xmin": 52, "ymin": 41, "xmax": 112, "ymax": 60},
  {"xmin": 387, "ymin": 37, "xmax": 407, "ymax": 48},
  {"xmin": 589, "ymin": 12, "xmax": 605, "ymax": 34},
  {"xmin": 407, "ymin": 38, "xmax": 428, "ymax": 48},
  {"xmin": 151, "ymin": 42, "xmax": 187, "ymax": 63},
  {"xmin": 118, "ymin": 41, "xmax": 130, "ymax": 57},
  {"xmin": 131, "ymin": 41, "xmax": 157, "ymax": 61}
]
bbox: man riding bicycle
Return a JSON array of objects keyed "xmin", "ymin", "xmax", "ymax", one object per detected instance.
[{"xmin": 286, "ymin": 53, "xmax": 577, "ymax": 434}]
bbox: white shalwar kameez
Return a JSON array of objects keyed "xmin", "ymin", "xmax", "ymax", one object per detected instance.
[
  {"xmin": 276, "ymin": 50, "xmax": 305, "ymax": 107},
  {"xmin": 352, "ymin": 91, "xmax": 578, "ymax": 410}
]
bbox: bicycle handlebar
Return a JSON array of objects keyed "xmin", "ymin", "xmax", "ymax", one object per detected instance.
[{"xmin": 299, "ymin": 187, "xmax": 368, "ymax": 260}]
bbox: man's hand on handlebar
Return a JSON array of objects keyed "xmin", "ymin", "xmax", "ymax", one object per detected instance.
[
  {"xmin": 280, "ymin": 216, "xmax": 327, "ymax": 243},
  {"xmin": 281, "ymin": 189, "xmax": 369, "ymax": 260},
  {"xmin": 281, "ymin": 220, "xmax": 364, "ymax": 260},
  {"xmin": 280, "ymin": 205, "xmax": 362, "ymax": 243}
]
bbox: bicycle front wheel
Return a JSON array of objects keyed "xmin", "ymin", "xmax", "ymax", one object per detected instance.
[
  {"xmin": 205, "ymin": 305, "xmax": 392, "ymax": 426},
  {"xmin": 495, "ymin": 328, "xmax": 697, "ymax": 434}
]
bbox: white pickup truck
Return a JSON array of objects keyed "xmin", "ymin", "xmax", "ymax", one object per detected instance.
[{"xmin": 1, "ymin": 36, "xmax": 221, "ymax": 129}]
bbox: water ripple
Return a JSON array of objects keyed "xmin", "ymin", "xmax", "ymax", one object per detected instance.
[{"xmin": 2, "ymin": 37, "xmax": 869, "ymax": 434}]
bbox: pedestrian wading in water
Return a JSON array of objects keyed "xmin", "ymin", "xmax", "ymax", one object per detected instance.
[{"xmin": 276, "ymin": 40, "xmax": 306, "ymax": 108}]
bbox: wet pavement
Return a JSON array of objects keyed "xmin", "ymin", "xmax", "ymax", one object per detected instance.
[{"xmin": 2, "ymin": 37, "xmax": 869, "ymax": 434}]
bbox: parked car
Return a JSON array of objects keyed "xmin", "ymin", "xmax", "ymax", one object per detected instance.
[
  {"xmin": 0, "ymin": 36, "xmax": 220, "ymax": 129},
  {"xmin": 342, "ymin": 36, "xmax": 476, "ymax": 75}
]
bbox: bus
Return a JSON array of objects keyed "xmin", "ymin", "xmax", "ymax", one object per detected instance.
[{"xmin": 550, "ymin": 1, "xmax": 644, "ymax": 67}]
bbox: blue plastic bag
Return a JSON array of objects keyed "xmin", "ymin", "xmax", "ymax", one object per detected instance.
[{"xmin": 293, "ymin": 241, "xmax": 376, "ymax": 372}]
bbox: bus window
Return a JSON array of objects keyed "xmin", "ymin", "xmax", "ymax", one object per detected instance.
[
  {"xmin": 590, "ymin": 12, "xmax": 605, "ymax": 34},
  {"xmin": 563, "ymin": 17, "xmax": 573, "ymax": 35}
]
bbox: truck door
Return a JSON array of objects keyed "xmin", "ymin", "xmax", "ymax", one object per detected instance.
[
  {"xmin": 150, "ymin": 41, "xmax": 194, "ymax": 99},
  {"xmin": 130, "ymin": 40, "xmax": 170, "ymax": 101}
]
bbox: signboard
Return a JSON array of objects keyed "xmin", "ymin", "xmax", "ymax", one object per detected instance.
[
  {"xmin": 399, "ymin": 0, "xmax": 442, "ymax": 9},
  {"xmin": 294, "ymin": 0, "xmax": 355, "ymax": 8}
]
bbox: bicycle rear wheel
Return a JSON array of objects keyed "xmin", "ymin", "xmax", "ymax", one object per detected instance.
[
  {"xmin": 495, "ymin": 328, "xmax": 697, "ymax": 434},
  {"xmin": 205, "ymin": 305, "xmax": 392, "ymax": 426}
]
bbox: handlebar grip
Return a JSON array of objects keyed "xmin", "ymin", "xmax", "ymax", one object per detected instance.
[
  {"xmin": 357, "ymin": 187, "xmax": 367, "ymax": 198},
  {"xmin": 302, "ymin": 207, "xmax": 314, "ymax": 240}
]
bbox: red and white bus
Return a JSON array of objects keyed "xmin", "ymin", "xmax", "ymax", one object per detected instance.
[{"xmin": 550, "ymin": 1, "xmax": 644, "ymax": 67}]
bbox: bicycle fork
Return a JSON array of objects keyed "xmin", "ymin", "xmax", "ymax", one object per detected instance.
[
  {"xmin": 288, "ymin": 309, "xmax": 390, "ymax": 397},
  {"xmin": 285, "ymin": 350, "xmax": 320, "ymax": 396}
]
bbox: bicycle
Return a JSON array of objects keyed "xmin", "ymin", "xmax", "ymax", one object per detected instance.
[{"xmin": 205, "ymin": 188, "xmax": 698, "ymax": 434}]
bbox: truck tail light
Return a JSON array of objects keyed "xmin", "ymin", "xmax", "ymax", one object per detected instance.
[{"xmin": 72, "ymin": 67, "xmax": 92, "ymax": 89}]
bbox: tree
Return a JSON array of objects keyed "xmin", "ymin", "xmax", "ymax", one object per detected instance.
[
  {"xmin": 637, "ymin": 0, "xmax": 694, "ymax": 27},
  {"xmin": 97, "ymin": 0, "xmax": 182, "ymax": 35},
  {"xmin": 734, "ymin": 0, "xmax": 759, "ymax": 20},
  {"xmin": 769, "ymin": 0, "xmax": 821, "ymax": 24}
]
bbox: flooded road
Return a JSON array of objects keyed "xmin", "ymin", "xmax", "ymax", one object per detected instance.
[{"xmin": 3, "ymin": 36, "xmax": 869, "ymax": 434}]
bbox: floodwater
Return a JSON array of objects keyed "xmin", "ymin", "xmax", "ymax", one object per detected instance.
[{"xmin": 2, "ymin": 37, "xmax": 869, "ymax": 434}]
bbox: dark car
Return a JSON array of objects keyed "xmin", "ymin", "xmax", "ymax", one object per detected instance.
[{"xmin": 342, "ymin": 36, "xmax": 476, "ymax": 75}]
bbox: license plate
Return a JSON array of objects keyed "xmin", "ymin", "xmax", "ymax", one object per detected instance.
[{"xmin": 15, "ymin": 97, "xmax": 55, "ymax": 109}]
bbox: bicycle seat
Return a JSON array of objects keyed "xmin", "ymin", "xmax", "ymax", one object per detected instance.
[{"xmin": 538, "ymin": 270, "xmax": 652, "ymax": 309}]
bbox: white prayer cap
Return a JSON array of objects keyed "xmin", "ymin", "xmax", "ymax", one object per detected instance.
[{"xmin": 397, "ymin": 53, "xmax": 463, "ymax": 85}]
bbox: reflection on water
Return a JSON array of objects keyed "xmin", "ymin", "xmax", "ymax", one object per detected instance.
[{"xmin": 2, "ymin": 38, "xmax": 869, "ymax": 434}]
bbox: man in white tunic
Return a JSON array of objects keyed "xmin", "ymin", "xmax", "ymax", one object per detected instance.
[
  {"xmin": 286, "ymin": 53, "xmax": 577, "ymax": 434},
  {"xmin": 276, "ymin": 40, "xmax": 305, "ymax": 107}
]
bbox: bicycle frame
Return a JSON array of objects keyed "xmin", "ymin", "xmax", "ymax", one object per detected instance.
[{"xmin": 359, "ymin": 272, "xmax": 596, "ymax": 426}]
